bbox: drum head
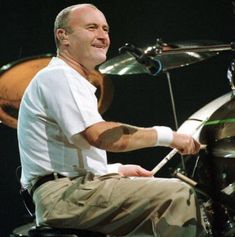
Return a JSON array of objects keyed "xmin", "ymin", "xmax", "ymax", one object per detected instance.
[{"xmin": 0, "ymin": 55, "xmax": 52, "ymax": 128}]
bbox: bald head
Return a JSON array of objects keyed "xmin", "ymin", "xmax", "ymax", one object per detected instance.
[{"xmin": 54, "ymin": 4, "xmax": 98, "ymax": 48}]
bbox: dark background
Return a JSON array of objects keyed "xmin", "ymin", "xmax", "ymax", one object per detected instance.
[{"xmin": 1, "ymin": 0, "xmax": 235, "ymax": 236}]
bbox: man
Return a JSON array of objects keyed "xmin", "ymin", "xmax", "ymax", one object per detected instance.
[{"xmin": 18, "ymin": 3, "xmax": 205, "ymax": 237}]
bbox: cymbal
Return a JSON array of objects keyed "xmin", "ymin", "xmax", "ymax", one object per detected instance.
[{"xmin": 99, "ymin": 40, "xmax": 227, "ymax": 75}]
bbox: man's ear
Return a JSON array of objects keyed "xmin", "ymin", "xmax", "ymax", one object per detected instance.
[{"xmin": 56, "ymin": 29, "xmax": 69, "ymax": 45}]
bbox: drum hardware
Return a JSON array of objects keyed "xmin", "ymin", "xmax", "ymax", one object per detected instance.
[
  {"xmin": 173, "ymin": 170, "xmax": 235, "ymax": 237},
  {"xmin": 222, "ymin": 208, "xmax": 235, "ymax": 237},
  {"xmin": 175, "ymin": 154, "xmax": 235, "ymax": 212},
  {"xmin": 173, "ymin": 169, "xmax": 210, "ymax": 198},
  {"xmin": 208, "ymin": 202, "xmax": 235, "ymax": 237},
  {"xmin": 199, "ymin": 200, "xmax": 214, "ymax": 237},
  {"xmin": 173, "ymin": 170, "xmax": 214, "ymax": 236},
  {"xmin": 165, "ymin": 70, "xmax": 184, "ymax": 168},
  {"xmin": 222, "ymin": 182, "xmax": 235, "ymax": 196},
  {"xmin": 118, "ymin": 42, "xmax": 162, "ymax": 76},
  {"xmin": 227, "ymin": 59, "xmax": 235, "ymax": 97}
]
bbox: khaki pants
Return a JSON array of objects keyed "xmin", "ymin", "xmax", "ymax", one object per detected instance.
[{"xmin": 33, "ymin": 173, "xmax": 206, "ymax": 237}]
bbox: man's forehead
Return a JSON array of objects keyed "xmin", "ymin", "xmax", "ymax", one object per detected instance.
[
  {"xmin": 71, "ymin": 4, "xmax": 97, "ymax": 13},
  {"xmin": 69, "ymin": 5, "xmax": 108, "ymax": 25}
]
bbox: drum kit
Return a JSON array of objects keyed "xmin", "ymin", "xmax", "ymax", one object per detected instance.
[{"xmin": 1, "ymin": 39, "xmax": 235, "ymax": 237}]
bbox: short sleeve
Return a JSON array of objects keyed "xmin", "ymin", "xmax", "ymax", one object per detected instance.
[{"xmin": 38, "ymin": 65, "xmax": 104, "ymax": 142}]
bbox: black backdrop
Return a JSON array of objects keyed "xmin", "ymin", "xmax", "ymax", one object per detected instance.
[{"xmin": 1, "ymin": 0, "xmax": 235, "ymax": 235}]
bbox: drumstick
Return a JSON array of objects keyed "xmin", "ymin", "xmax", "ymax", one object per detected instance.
[
  {"xmin": 151, "ymin": 120, "xmax": 207, "ymax": 175},
  {"xmin": 151, "ymin": 148, "xmax": 178, "ymax": 175},
  {"xmin": 174, "ymin": 172, "xmax": 197, "ymax": 186}
]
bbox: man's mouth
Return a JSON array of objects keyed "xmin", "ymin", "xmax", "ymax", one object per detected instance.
[{"xmin": 92, "ymin": 44, "xmax": 106, "ymax": 49}]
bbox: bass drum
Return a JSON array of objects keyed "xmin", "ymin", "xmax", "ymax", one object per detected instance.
[
  {"xmin": 0, "ymin": 55, "xmax": 113, "ymax": 129},
  {"xmin": 178, "ymin": 92, "xmax": 235, "ymax": 237}
]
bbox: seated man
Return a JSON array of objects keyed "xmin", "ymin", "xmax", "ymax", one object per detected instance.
[{"xmin": 17, "ymin": 3, "xmax": 205, "ymax": 237}]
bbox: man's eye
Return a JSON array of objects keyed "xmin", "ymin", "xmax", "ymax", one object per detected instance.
[{"xmin": 88, "ymin": 25, "xmax": 97, "ymax": 30}]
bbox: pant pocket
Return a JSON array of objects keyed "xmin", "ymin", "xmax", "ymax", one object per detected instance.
[{"xmin": 68, "ymin": 176, "xmax": 120, "ymax": 208}]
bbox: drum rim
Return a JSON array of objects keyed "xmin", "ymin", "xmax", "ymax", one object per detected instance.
[{"xmin": 0, "ymin": 53, "xmax": 54, "ymax": 75}]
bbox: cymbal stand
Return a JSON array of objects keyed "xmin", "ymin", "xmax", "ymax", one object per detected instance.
[
  {"xmin": 165, "ymin": 70, "xmax": 186, "ymax": 171},
  {"xmin": 165, "ymin": 71, "xmax": 179, "ymax": 129}
]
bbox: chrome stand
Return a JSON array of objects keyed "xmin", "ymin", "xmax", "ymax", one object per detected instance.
[{"xmin": 165, "ymin": 71, "xmax": 186, "ymax": 172}]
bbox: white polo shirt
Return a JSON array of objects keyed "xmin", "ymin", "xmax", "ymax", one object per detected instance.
[{"xmin": 18, "ymin": 57, "xmax": 120, "ymax": 189}]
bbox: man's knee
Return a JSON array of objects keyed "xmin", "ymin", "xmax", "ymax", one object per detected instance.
[{"xmin": 155, "ymin": 178, "xmax": 195, "ymax": 198}]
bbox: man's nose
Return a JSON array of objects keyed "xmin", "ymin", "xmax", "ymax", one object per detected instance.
[{"xmin": 96, "ymin": 28, "xmax": 108, "ymax": 39}]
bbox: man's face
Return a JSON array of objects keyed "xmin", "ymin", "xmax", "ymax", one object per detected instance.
[{"xmin": 65, "ymin": 6, "xmax": 110, "ymax": 69}]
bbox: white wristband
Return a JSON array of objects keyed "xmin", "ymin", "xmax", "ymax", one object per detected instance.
[{"xmin": 153, "ymin": 126, "xmax": 173, "ymax": 147}]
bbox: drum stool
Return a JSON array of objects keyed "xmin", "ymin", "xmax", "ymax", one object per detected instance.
[{"xmin": 28, "ymin": 225, "xmax": 106, "ymax": 237}]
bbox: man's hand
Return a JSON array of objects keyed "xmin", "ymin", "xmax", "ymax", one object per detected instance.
[
  {"xmin": 118, "ymin": 164, "xmax": 153, "ymax": 177},
  {"xmin": 171, "ymin": 132, "xmax": 201, "ymax": 155}
]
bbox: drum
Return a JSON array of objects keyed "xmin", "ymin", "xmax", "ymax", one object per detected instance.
[
  {"xmin": 178, "ymin": 92, "xmax": 235, "ymax": 237},
  {"xmin": 199, "ymin": 96, "xmax": 235, "ymax": 190},
  {"xmin": 178, "ymin": 92, "xmax": 234, "ymax": 186},
  {"xmin": 178, "ymin": 92, "xmax": 232, "ymax": 136}
]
